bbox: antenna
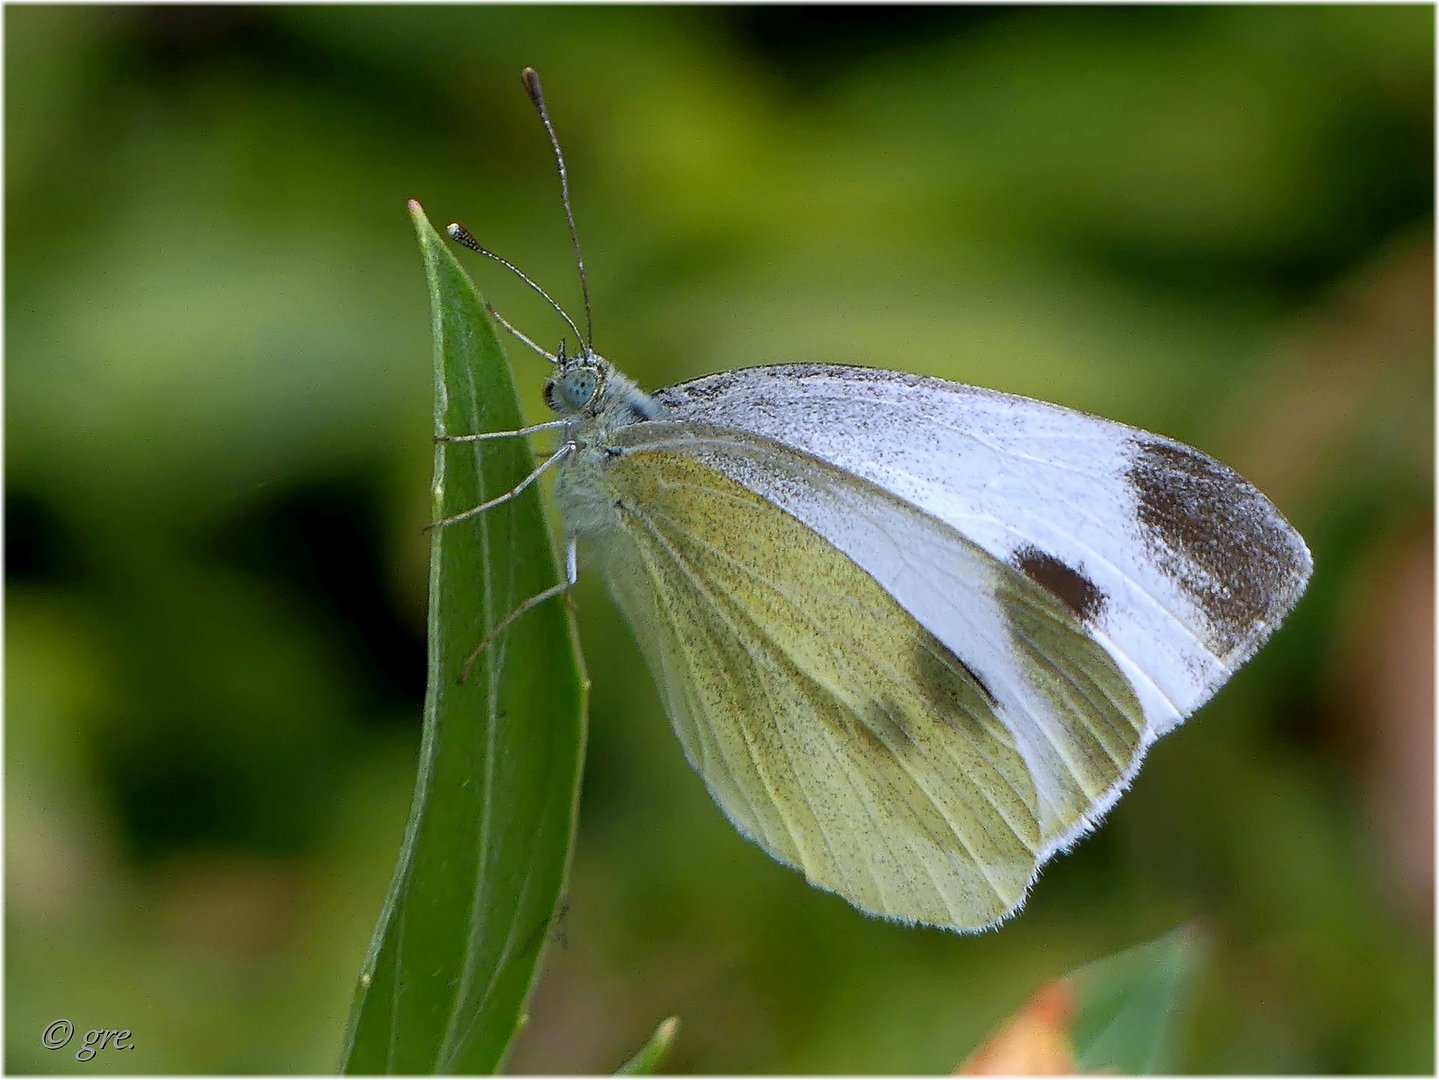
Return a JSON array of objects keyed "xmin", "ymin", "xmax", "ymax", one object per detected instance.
[
  {"xmin": 484, "ymin": 301, "xmax": 559, "ymax": 365},
  {"xmin": 522, "ymin": 67, "xmax": 593, "ymax": 348},
  {"xmin": 446, "ymin": 221, "xmax": 585, "ymax": 346}
]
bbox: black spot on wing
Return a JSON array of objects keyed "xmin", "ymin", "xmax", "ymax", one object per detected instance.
[
  {"xmin": 1013, "ymin": 545, "xmax": 1104, "ymax": 624},
  {"xmin": 1127, "ymin": 437, "xmax": 1310, "ymax": 657}
]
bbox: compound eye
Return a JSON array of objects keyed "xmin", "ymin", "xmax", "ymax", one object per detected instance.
[{"xmin": 561, "ymin": 366, "xmax": 599, "ymax": 409}]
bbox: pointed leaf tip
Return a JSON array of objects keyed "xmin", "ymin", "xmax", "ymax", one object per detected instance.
[
  {"xmin": 957, "ymin": 924, "xmax": 1207, "ymax": 1075},
  {"xmin": 616, "ymin": 1015, "xmax": 682, "ymax": 1075}
]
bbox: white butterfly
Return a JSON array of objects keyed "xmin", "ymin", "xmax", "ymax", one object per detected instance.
[{"xmin": 438, "ymin": 70, "xmax": 1313, "ymax": 933}]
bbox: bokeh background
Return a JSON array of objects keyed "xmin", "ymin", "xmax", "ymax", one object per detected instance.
[{"xmin": 6, "ymin": 5, "xmax": 1433, "ymax": 1074}]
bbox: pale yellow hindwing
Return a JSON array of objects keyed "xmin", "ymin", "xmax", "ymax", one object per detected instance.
[{"xmin": 592, "ymin": 446, "xmax": 1143, "ymax": 931}]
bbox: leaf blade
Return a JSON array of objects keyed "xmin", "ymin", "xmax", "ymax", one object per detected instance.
[
  {"xmin": 341, "ymin": 201, "xmax": 587, "ymax": 1074},
  {"xmin": 958, "ymin": 923, "xmax": 1206, "ymax": 1075},
  {"xmin": 1069, "ymin": 923, "xmax": 1207, "ymax": 1073}
]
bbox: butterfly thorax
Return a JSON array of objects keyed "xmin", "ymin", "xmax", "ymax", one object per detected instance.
[{"xmin": 548, "ymin": 350, "xmax": 664, "ymax": 538}]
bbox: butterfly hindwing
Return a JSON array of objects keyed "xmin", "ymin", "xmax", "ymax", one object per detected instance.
[{"xmin": 588, "ymin": 428, "xmax": 1147, "ymax": 930}]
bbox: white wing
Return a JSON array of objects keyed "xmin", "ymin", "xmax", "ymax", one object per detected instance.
[{"xmin": 650, "ymin": 364, "xmax": 1313, "ymax": 740}]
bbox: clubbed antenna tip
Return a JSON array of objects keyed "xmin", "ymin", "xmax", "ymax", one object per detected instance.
[{"xmin": 446, "ymin": 219, "xmax": 584, "ymax": 346}]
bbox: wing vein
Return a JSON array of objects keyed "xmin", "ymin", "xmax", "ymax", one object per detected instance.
[
  {"xmin": 650, "ymin": 493, "xmax": 1041, "ymax": 854},
  {"xmin": 629, "ymin": 509, "xmax": 869, "ymax": 901},
  {"xmin": 644, "ymin": 501, "xmax": 1017, "ymax": 910}
]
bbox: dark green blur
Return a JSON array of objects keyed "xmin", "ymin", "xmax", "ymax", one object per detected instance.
[{"xmin": 7, "ymin": 6, "xmax": 1432, "ymax": 1073}]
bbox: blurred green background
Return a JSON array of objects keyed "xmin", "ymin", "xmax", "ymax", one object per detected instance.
[{"xmin": 6, "ymin": 5, "xmax": 1433, "ymax": 1074}]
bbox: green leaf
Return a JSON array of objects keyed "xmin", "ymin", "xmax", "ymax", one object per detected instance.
[
  {"xmin": 1069, "ymin": 922, "xmax": 1207, "ymax": 1073},
  {"xmin": 616, "ymin": 1016, "xmax": 682, "ymax": 1075},
  {"xmin": 340, "ymin": 201, "xmax": 587, "ymax": 1074}
]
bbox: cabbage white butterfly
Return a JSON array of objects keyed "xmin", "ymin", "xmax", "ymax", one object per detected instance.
[{"xmin": 436, "ymin": 69, "xmax": 1312, "ymax": 933}]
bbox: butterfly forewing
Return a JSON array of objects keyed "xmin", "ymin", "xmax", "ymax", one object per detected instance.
[{"xmin": 652, "ymin": 365, "xmax": 1313, "ymax": 738}]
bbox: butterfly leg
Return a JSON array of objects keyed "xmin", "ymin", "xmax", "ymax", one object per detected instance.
[
  {"xmin": 459, "ymin": 535, "xmax": 579, "ymax": 683},
  {"xmin": 435, "ymin": 417, "xmax": 569, "ymax": 443},
  {"xmin": 425, "ymin": 443, "xmax": 572, "ymax": 530}
]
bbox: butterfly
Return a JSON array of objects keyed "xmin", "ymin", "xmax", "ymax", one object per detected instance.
[{"xmin": 436, "ymin": 69, "xmax": 1313, "ymax": 933}]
